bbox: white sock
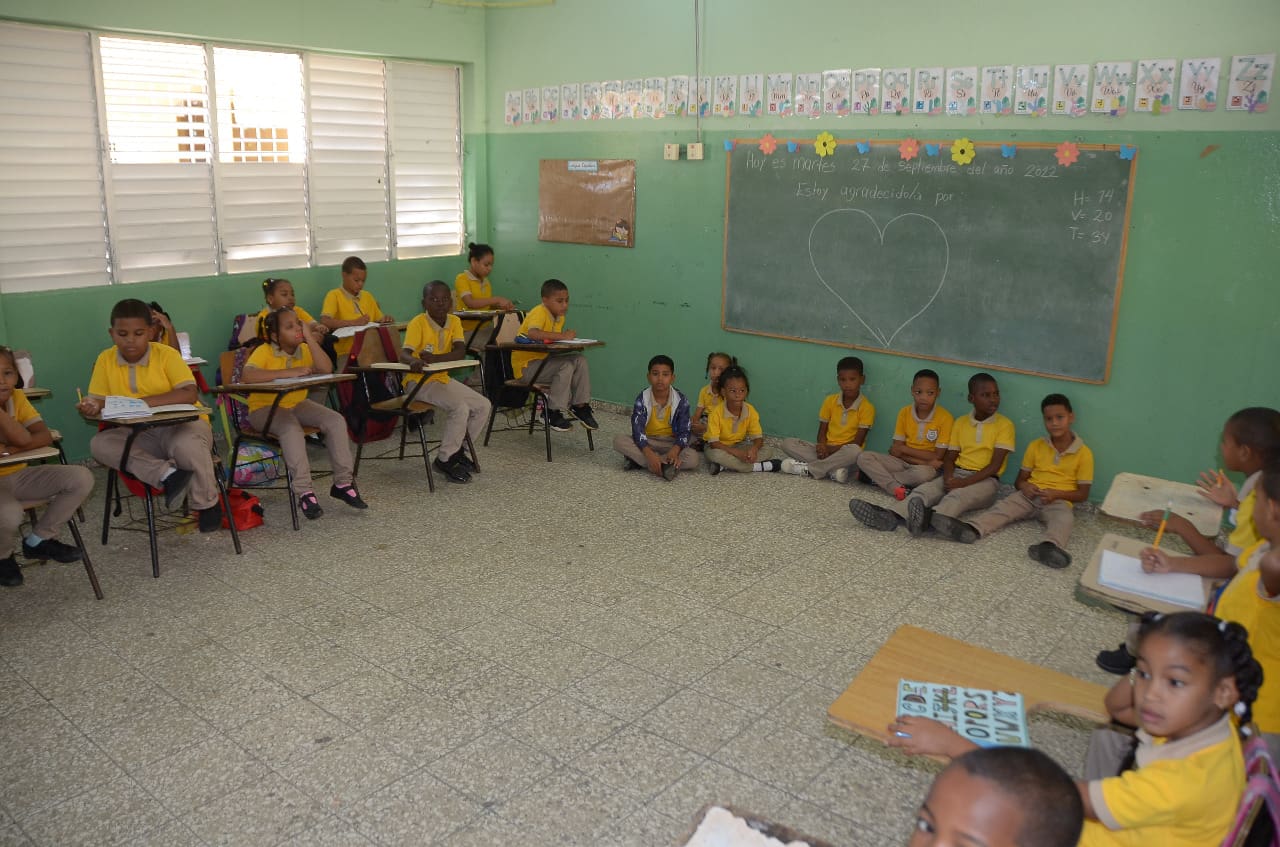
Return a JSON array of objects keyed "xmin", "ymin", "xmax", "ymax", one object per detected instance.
[
  {"xmin": 24, "ymin": 533, "xmax": 43, "ymax": 547},
  {"xmin": 752, "ymin": 461, "xmax": 771, "ymax": 472}
]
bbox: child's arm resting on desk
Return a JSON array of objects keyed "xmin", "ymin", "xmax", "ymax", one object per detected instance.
[
  {"xmin": 885, "ymin": 716, "xmax": 978, "ymax": 759},
  {"xmin": 526, "ymin": 326, "xmax": 576, "ymax": 342},
  {"xmin": 461, "ymin": 292, "xmax": 514, "ymax": 311},
  {"xmin": 1138, "ymin": 546, "xmax": 1237, "ymax": 580}
]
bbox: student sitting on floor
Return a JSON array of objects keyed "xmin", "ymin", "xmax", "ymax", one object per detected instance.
[
  {"xmin": 851, "ymin": 372, "xmax": 1012, "ymax": 536},
  {"xmin": 909, "ymin": 746, "xmax": 1083, "ymax": 847},
  {"xmin": 613, "ymin": 354, "xmax": 698, "ymax": 480},
  {"xmin": 320, "ymin": 256, "xmax": 394, "ymax": 361},
  {"xmin": 76, "ymin": 299, "xmax": 223, "ymax": 533},
  {"xmin": 510, "ymin": 278, "xmax": 597, "ymax": 433},
  {"xmin": 931, "ymin": 393, "xmax": 1091, "ymax": 570},
  {"xmin": 855, "ymin": 368, "xmax": 952, "ymax": 500},
  {"xmin": 704, "ymin": 365, "xmax": 780, "ymax": 475},
  {"xmin": 400, "ymin": 281, "xmax": 492, "ymax": 484},
  {"xmin": 241, "ymin": 308, "xmax": 366, "ymax": 518},
  {"xmin": 0, "ymin": 347, "xmax": 94, "ymax": 587},
  {"xmin": 690, "ymin": 351, "xmax": 733, "ymax": 448},
  {"xmin": 781, "ymin": 356, "xmax": 874, "ymax": 484}
]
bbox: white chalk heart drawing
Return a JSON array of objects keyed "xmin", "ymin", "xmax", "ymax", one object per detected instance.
[{"xmin": 807, "ymin": 209, "xmax": 950, "ymax": 349}]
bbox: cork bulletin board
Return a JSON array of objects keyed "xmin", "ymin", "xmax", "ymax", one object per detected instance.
[{"xmin": 537, "ymin": 159, "xmax": 636, "ymax": 247}]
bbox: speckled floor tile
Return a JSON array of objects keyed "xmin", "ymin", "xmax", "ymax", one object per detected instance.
[
  {"xmin": 637, "ymin": 688, "xmax": 757, "ymax": 757},
  {"xmin": 427, "ymin": 730, "xmax": 559, "ymax": 805},
  {"xmin": 690, "ymin": 656, "xmax": 802, "ymax": 716},
  {"xmin": 365, "ymin": 695, "xmax": 490, "ymax": 765},
  {"xmin": 306, "ymin": 668, "xmax": 420, "ymax": 729},
  {"xmin": 493, "ymin": 767, "xmax": 637, "ymax": 843},
  {"xmin": 713, "ymin": 718, "xmax": 844, "ymax": 795},
  {"xmin": 18, "ymin": 776, "xmax": 170, "ymax": 847},
  {"xmin": 277, "ymin": 816, "xmax": 375, "ymax": 845},
  {"xmin": 570, "ymin": 726, "xmax": 706, "ymax": 800},
  {"xmin": 227, "ymin": 698, "xmax": 354, "ymax": 768},
  {"xmin": 347, "ymin": 768, "xmax": 484, "ymax": 846},
  {"xmin": 499, "ymin": 635, "xmax": 613, "ymax": 689},
  {"xmin": 94, "ymin": 698, "xmax": 216, "ymax": 771},
  {"xmin": 184, "ymin": 772, "xmax": 328, "ymax": 846},
  {"xmin": 0, "ymin": 734, "xmax": 126, "ymax": 821},
  {"xmin": 503, "ymin": 692, "xmax": 626, "ymax": 761},
  {"xmin": 649, "ymin": 760, "xmax": 793, "ymax": 825},
  {"xmin": 278, "ymin": 732, "xmax": 416, "ymax": 813},
  {"xmin": 568, "ymin": 661, "xmax": 679, "ymax": 722}
]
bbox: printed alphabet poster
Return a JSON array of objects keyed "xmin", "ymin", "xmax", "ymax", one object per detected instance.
[
  {"xmin": 852, "ymin": 67, "xmax": 881, "ymax": 115},
  {"xmin": 1014, "ymin": 64, "xmax": 1049, "ymax": 116},
  {"xmin": 644, "ymin": 77, "xmax": 666, "ymax": 119},
  {"xmin": 522, "ymin": 88, "xmax": 540, "ymax": 125},
  {"xmin": 581, "ymin": 82, "xmax": 602, "ymax": 120},
  {"xmin": 713, "ymin": 75, "xmax": 737, "ymax": 116},
  {"xmin": 823, "ymin": 69, "xmax": 851, "ymax": 116},
  {"xmin": 600, "ymin": 80, "xmax": 622, "ymax": 120},
  {"xmin": 1179, "ymin": 58, "xmax": 1220, "ymax": 110},
  {"xmin": 697, "ymin": 77, "xmax": 711, "ymax": 118},
  {"xmin": 541, "ymin": 86, "xmax": 559, "ymax": 123},
  {"xmin": 981, "ymin": 65, "xmax": 1013, "ymax": 115},
  {"xmin": 795, "ymin": 72, "xmax": 822, "ymax": 117},
  {"xmin": 739, "ymin": 73, "xmax": 763, "ymax": 116},
  {"xmin": 665, "ymin": 76, "xmax": 689, "ymax": 118},
  {"xmin": 504, "ymin": 90, "xmax": 522, "ymax": 126},
  {"xmin": 1226, "ymin": 53, "xmax": 1274, "ymax": 112},
  {"xmin": 560, "ymin": 83, "xmax": 580, "ymax": 121},
  {"xmin": 897, "ymin": 680, "xmax": 1030, "ymax": 748},
  {"xmin": 766, "ymin": 72, "xmax": 793, "ymax": 116},
  {"xmin": 1134, "ymin": 59, "xmax": 1176, "ymax": 114},
  {"xmin": 1091, "ymin": 61, "xmax": 1133, "ymax": 115},
  {"xmin": 881, "ymin": 67, "xmax": 910, "ymax": 115},
  {"xmin": 621, "ymin": 79, "xmax": 643, "ymax": 119},
  {"xmin": 945, "ymin": 66, "xmax": 978, "ymax": 116},
  {"xmin": 913, "ymin": 67, "xmax": 943, "ymax": 115},
  {"xmin": 1052, "ymin": 63, "xmax": 1089, "ymax": 116}
]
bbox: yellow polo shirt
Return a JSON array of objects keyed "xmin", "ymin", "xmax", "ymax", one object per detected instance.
[
  {"xmin": 696, "ymin": 384, "xmax": 723, "ymax": 413},
  {"xmin": 321, "ymin": 287, "xmax": 384, "ymax": 357},
  {"xmin": 706, "ymin": 402, "xmax": 762, "ymax": 448},
  {"xmin": 891, "ymin": 404, "xmax": 953, "ymax": 452},
  {"xmin": 0, "ymin": 390, "xmax": 41, "ymax": 478},
  {"xmin": 1227, "ymin": 472, "xmax": 1262, "ymax": 555},
  {"xmin": 644, "ymin": 397, "xmax": 675, "ymax": 438},
  {"xmin": 454, "ymin": 271, "xmax": 493, "ymax": 331},
  {"xmin": 254, "ymin": 306, "xmax": 315, "ymax": 339},
  {"xmin": 88, "ymin": 343, "xmax": 195, "ymax": 400},
  {"xmin": 401, "ymin": 313, "xmax": 464, "ymax": 388},
  {"xmin": 1023, "ymin": 435, "xmax": 1093, "ymax": 497},
  {"xmin": 950, "ymin": 412, "xmax": 1016, "ymax": 474},
  {"xmin": 511, "ymin": 304, "xmax": 563, "ymax": 379},
  {"xmin": 243, "ymin": 343, "xmax": 312, "ymax": 413},
  {"xmin": 819, "ymin": 393, "xmax": 875, "ymax": 446},
  {"xmin": 1081, "ymin": 714, "xmax": 1243, "ymax": 847},
  {"xmin": 1214, "ymin": 540, "xmax": 1279, "ymax": 732}
]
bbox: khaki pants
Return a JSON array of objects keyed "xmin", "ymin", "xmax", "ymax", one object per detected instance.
[
  {"xmin": 0, "ymin": 465, "xmax": 95, "ymax": 557},
  {"xmin": 705, "ymin": 445, "xmax": 774, "ymax": 473},
  {"xmin": 517, "ymin": 354, "xmax": 591, "ymax": 412},
  {"xmin": 612, "ymin": 434, "xmax": 700, "ymax": 470},
  {"xmin": 779, "ymin": 439, "xmax": 862, "ymax": 479},
  {"xmin": 856, "ymin": 451, "xmax": 939, "ymax": 495},
  {"xmin": 413, "ymin": 379, "xmax": 492, "ymax": 458},
  {"xmin": 889, "ymin": 470, "xmax": 999, "ymax": 520},
  {"xmin": 91, "ymin": 420, "xmax": 218, "ymax": 510},
  {"xmin": 248, "ymin": 400, "xmax": 353, "ymax": 495},
  {"xmin": 969, "ymin": 490, "xmax": 1074, "ymax": 550}
]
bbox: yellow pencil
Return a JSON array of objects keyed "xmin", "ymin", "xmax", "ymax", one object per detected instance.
[
  {"xmin": 1218, "ymin": 468, "xmax": 1227, "ymax": 487},
  {"xmin": 1153, "ymin": 501, "xmax": 1172, "ymax": 549},
  {"xmin": 76, "ymin": 387, "xmax": 84, "ymax": 403}
]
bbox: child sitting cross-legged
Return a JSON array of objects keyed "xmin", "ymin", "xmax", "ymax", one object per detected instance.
[
  {"xmin": 612, "ymin": 355, "xmax": 699, "ymax": 480},
  {"xmin": 780, "ymin": 356, "xmax": 874, "ymax": 483},
  {"xmin": 704, "ymin": 365, "xmax": 780, "ymax": 475},
  {"xmin": 854, "ymin": 368, "xmax": 952, "ymax": 500}
]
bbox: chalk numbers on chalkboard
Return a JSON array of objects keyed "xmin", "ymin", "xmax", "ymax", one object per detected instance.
[{"xmin": 1068, "ymin": 187, "xmax": 1121, "ymax": 246}]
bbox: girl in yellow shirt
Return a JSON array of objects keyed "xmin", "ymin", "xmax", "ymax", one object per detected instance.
[
  {"xmin": 691, "ymin": 351, "xmax": 734, "ymax": 445},
  {"xmin": 454, "ymin": 243, "xmax": 515, "ymax": 314},
  {"xmin": 256, "ymin": 278, "xmax": 325, "ymax": 340}
]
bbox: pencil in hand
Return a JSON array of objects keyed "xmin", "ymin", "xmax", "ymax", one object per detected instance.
[{"xmin": 1153, "ymin": 501, "xmax": 1172, "ymax": 549}]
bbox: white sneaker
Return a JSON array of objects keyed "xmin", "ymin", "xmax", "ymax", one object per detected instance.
[
  {"xmin": 830, "ymin": 467, "xmax": 850, "ymax": 484},
  {"xmin": 780, "ymin": 458, "xmax": 810, "ymax": 476}
]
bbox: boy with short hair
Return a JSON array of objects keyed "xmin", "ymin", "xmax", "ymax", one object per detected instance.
[
  {"xmin": 932, "ymin": 393, "xmax": 1093, "ymax": 569},
  {"xmin": 400, "ymin": 280, "xmax": 492, "ymax": 484},
  {"xmin": 75, "ymin": 299, "xmax": 222, "ymax": 532},
  {"xmin": 779, "ymin": 356, "xmax": 874, "ymax": 483},
  {"xmin": 612, "ymin": 355, "xmax": 698, "ymax": 480},
  {"xmin": 851, "ymin": 373, "xmax": 1013, "ymax": 536},
  {"xmin": 511, "ymin": 279, "xmax": 596, "ymax": 433},
  {"xmin": 854, "ymin": 368, "xmax": 952, "ymax": 499}
]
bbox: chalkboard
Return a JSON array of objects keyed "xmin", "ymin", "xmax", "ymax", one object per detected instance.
[{"xmin": 722, "ymin": 140, "xmax": 1136, "ymax": 382}]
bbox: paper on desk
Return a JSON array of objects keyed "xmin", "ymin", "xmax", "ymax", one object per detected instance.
[
  {"xmin": 270, "ymin": 374, "xmax": 338, "ymax": 385},
  {"xmin": 554, "ymin": 338, "xmax": 598, "ymax": 345},
  {"xmin": 101, "ymin": 396, "xmax": 200, "ymax": 419},
  {"xmin": 1098, "ymin": 549, "xmax": 1205, "ymax": 609},
  {"xmin": 331, "ymin": 323, "xmax": 379, "ymax": 339}
]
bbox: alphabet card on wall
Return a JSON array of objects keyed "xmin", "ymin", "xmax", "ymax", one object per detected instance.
[
  {"xmin": 504, "ymin": 91, "xmax": 522, "ymax": 126},
  {"xmin": 644, "ymin": 77, "xmax": 666, "ymax": 118},
  {"xmin": 739, "ymin": 73, "xmax": 763, "ymax": 116},
  {"xmin": 541, "ymin": 86, "xmax": 559, "ymax": 122},
  {"xmin": 766, "ymin": 72, "xmax": 793, "ymax": 116},
  {"xmin": 560, "ymin": 83, "xmax": 580, "ymax": 120},
  {"xmin": 697, "ymin": 76, "xmax": 711, "ymax": 118},
  {"xmin": 1092, "ymin": 61, "xmax": 1134, "ymax": 115},
  {"xmin": 913, "ymin": 67, "xmax": 943, "ymax": 115},
  {"xmin": 713, "ymin": 74, "xmax": 737, "ymax": 116},
  {"xmin": 522, "ymin": 88, "xmax": 540, "ymax": 124},
  {"xmin": 1226, "ymin": 53, "xmax": 1274, "ymax": 112},
  {"xmin": 600, "ymin": 80, "xmax": 622, "ymax": 119},
  {"xmin": 823, "ymin": 69, "xmax": 851, "ymax": 116},
  {"xmin": 1052, "ymin": 63, "xmax": 1089, "ymax": 116},
  {"xmin": 852, "ymin": 67, "xmax": 881, "ymax": 115},
  {"xmin": 795, "ymin": 72, "xmax": 822, "ymax": 117},
  {"xmin": 882, "ymin": 67, "xmax": 910, "ymax": 115},
  {"xmin": 1134, "ymin": 59, "xmax": 1176, "ymax": 114},
  {"xmin": 621, "ymin": 79, "xmax": 643, "ymax": 119},
  {"xmin": 665, "ymin": 76, "xmax": 689, "ymax": 118},
  {"xmin": 1014, "ymin": 64, "xmax": 1050, "ymax": 116},
  {"xmin": 981, "ymin": 65, "xmax": 1013, "ymax": 115},
  {"xmin": 1179, "ymin": 57, "xmax": 1220, "ymax": 110},
  {"xmin": 581, "ymin": 82, "xmax": 602, "ymax": 120},
  {"xmin": 946, "ymin": 66, "xmax": 978, "ymax": 116},
  {"xmin": 897, "ymin": 680, "xmax": 1030, "ymax": 748}
]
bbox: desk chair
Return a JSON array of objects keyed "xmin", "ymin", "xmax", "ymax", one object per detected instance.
[
  {"xmin": 1224, "ymin": 728, "xmax": 1280, "ymax": 847},
  {"xmin": 22, "ymin": 497, "xmax": 101, "ymax": 599}
]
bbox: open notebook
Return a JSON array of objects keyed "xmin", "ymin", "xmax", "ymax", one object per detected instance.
[
  {"xmin": 1097, "ymin": 549, "xmax": 1205, "ymax": 609},
  {"xmin": 101, "ymin": 396, "xmax": 201, "ymax": 420}
]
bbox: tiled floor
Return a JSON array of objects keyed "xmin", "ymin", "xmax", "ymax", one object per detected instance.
[{"xmin": 0, "ymin": 407, "xmax": 1141, "ymax": 846}]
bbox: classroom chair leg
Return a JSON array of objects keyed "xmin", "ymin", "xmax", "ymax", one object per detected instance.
[
  {"xmin": 141, "ymin": 488, "xmax": 159, "ymax": 579},
  {"xmin": 283, "ymin": 462, "xmax": 299, "ymax": 531},
  {"xmin": 213, "ymin": 465, "xmax": 243, "ymax": 556},
  {"xmin": 482, "ymin": 403, "xmax": 499, "ymax": 447},
  {"xmin": 398, "ymin": 418, "xmax": 409, "ymax": 461},
  {"xmin": 415, "ymin": 417, "xmax": 436, "ymax": 493},
  {"xmin": 68, "ymin": 519, "xmax": 103, "ymax": 600},
  {"xmin": 353, "ymin": 441, "xmax": 364, "ymax": 477},
  {"xmin": 464, "ymin": 433, "xmax": 480, "ymax": 473},
  {"xmin": 100, "ymin": 470, "xmax": 116, "ymax": 545},
  {"xmin": 586, "ymin": 429, "xmax": 594, "ymax": 452}
]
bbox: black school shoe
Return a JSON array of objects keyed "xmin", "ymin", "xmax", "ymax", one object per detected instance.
[
  {"xmin": 1096, "ymin": 643, "xmax": 1136, "ymax": 675},
  {"xmin": 299, "ymin": 492, "xmax": 323, "ymax": 520},
  {"xmin": 330, "ymin": 484, "xmax": 369, "ymax": 509},
  {"xmin": 451, "ymin": 450, "xmax": 478, "ymax": 473},
  {"xmin": 905, "ymin": 499, "xmax": 931, "ymax": 538},
  {"xmin": 433, "ymin": 455, "xmax": 472, "ymax": 484},
  {"xmin": 546, "ymin": 410, "xmax": 574, "ymax": 432},
  {"xmin": 849, "ymin": 498, "xmax": 899, "ymax": 532},
  {"xmin": 22, "ymin": 537, "xmax": 82, "ymax": 563},
  {"xmin": 197, "ymin": 506, "xmax": 223, "ymax": 533},
  {"xmin": 162, "ymin": 469, "xmax": 194, "ymax": 510},
  {"xmin": 570, "ymin": 404, "xmax": 599, "ymax": 431},
  {"xmin": 930, "ymin": 513, "xmax": 980, "ymax": 543},
  {"xmin": 1028, "ymin": 541, "xmax": 1072, "ymax": 569},
  {"xmin": 0, "ymin": 555, "xmax": 22, "ymax": 587}
]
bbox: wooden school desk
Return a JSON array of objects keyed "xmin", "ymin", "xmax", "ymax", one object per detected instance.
[
  {"xmin": 453, "ymin": 308, "xmax": 517, "ymax": 350},
  {"xmin": 1101, "ymin": 472, "xmax": 1223, "ymax": 538},
  {"xmin": 827, "ymin": 625, "xmax": 1108, "ymax": 755},
  {"xmin": 22, "ymin": 387, "xmax": 50, "ymax": 400},
  {"xmin": 1079, "ymin": 532, "xmax": 1214, "ymax": 616}
]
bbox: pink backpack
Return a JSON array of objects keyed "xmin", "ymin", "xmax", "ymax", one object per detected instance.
[{"xmin": 1222, "ymin": 728, "xmax": 1280, "ymax": 847}]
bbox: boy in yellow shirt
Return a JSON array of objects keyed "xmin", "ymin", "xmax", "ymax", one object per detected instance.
[
  {"xmin": 780, "ymin": 356, "xmax": 874, "ymax": 483},
  {"xmin": 855, "ymin": 368, "xmax": 952, "ymax": 498},
  {"xmin": 320, "ymin": 256, "xmax": 395, "ymax": 360},
  {"xmin": 511, "ymin": 279, "xmax": 595, "ymax": 433},
  {"xmin": 612, "ymin": 355, "xmax": 698, "ymax": 480},
  {"xmin": 75, "ymin": 299, "xmax": 222, "ymax": 533},
  {"xmin": 932, "ymin": 393, "xmax": 1092, "ymax": 569},
  {"xmin": 852, "ymin": 373, "xmax": 1013, "ymax": 536},
  {"xmin": 400, "ymin": 281, "xmax": 492, "ymax": 483}
]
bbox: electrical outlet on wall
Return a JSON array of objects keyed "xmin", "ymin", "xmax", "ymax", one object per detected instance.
[
  {"xmin": 687, "ymin": 142, "xmax": 704, "ymax": 160},
  {"xmin": 663, "ymin": 143, "xmax": 680, "ymax": 161}
]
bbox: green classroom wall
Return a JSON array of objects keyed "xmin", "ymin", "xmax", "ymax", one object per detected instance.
[{"xmin": 1, "ymin": 0, "xmax": 1278, "ymax": 499}]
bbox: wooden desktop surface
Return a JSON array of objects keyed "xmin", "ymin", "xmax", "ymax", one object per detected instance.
[
  {"xmin": 0, "ymin": 444, "xmax": 61, "ymax": 466},
  {"xmin": 211, "ymin": 373, "xmax": 355, "ymax": 394},
  {"xmin": 1102, "ymin": 472, "xmax": 1222, "ymax": 538}
]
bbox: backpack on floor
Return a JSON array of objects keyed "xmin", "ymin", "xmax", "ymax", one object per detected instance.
[
  {"xmin": 219, "ymin": 488, "xmax": 264, "ymax": 531},
  {"xmin": 334, "ymin": 326, "xmax": 401, "ymax": 444}
]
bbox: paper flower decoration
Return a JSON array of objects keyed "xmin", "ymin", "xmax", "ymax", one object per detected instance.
[
  {"xmin": 787, "ymin": 141, "xmax": 798, "ymax": 153},
  {"xmin": 925, "ymin": 143, "xmax": 940, "ymax": 157},
  {"xmin": 723, "ymin": 139, "xmax": 735, "ymax": 152},
  {"xmin": 758, "ymin": 134, "xmax": 777, "ymax": 155},
  {"xmin": 950, "ymin": 137, "xmax": 976, "ymax": 166},
  {"xmin": 855, "ymin": 141, "xmax": 870, "ymax": 154},
  {"xmin": 1055, "ymin": 141, "xmax": 1080, "ymax": 167},
  {"xmin": 899, "ymin": 138, "xmax": 920, "ymax": 161},
  {"xmin": 1119, "ymin": 144, "xmax": 1137, "ymax": 160},
  {"xmin": 815, "ymin": 132, "xmax": 837, "ymax": 157},
  {"xmin": 1000, "ymin": 144, "xmax": 1017, "ymax": 159}
]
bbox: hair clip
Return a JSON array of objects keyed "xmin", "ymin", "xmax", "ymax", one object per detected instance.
[
  {"xmin": 1235, "ymin": 701, "xmax": 1247, "ymax": 717},
  {"xmin": 1219, "ymin": 620, "xmax": 1229, "ymax": 633}
]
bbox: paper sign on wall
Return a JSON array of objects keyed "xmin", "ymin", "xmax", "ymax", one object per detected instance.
[
  {"xmin": 946, "ymin": 66, "xmax": 978, "ymax": 116},
  {"xmin": 1091, "ymin": 61, "xmax": 1133, "ymax": 115},
  {"xmin": 1052, "ymin": 63, "xmax": 1089, "ymax": 116},
  {"xmin": 795, "ymin": 73, "xmax": 822, "ymax": 117},
  {"xmin": 1014, "ymin": 65, "xmax": 1049, "ymax": 116},
  {"xmin": 913, "ymin": 67, "xmax": 943, "ymax": 115},
  {"xmin": 882, "ymin": 68, "xmax": 910, "ymax": 115},
  {"xmin": 1179, "ymin": 58, "xmax": 1220, "ymax": 110},
  {"xmin": 766, "ymin": 72, "xmax": 793, "ymax": 116},
  {"xmin": 1226, "ymin": 53, "xmax": 1274, "ymax": 112},
  {"xmin": 1134, "ymin": 59, "xmax": 1176, "ymax": 114},
  {"xmin": 981, "ymin": 65, "xmax": 1013, "ymax": 115}
]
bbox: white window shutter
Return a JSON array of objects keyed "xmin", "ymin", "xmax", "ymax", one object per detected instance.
[
  {"xmin": 386, "ymin": 61, "xmax": 463, "ymax": 259},
  {"xmin": 0, "ymin": 23, "xmax": 110, "ymax": 293},
  {"xmin": 307, "ymin": 54, "xmax": 390, "ymax": 266},
  {"xmin": 99, "ymin": 37, "xmax": 218, "ymax": 282}
]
